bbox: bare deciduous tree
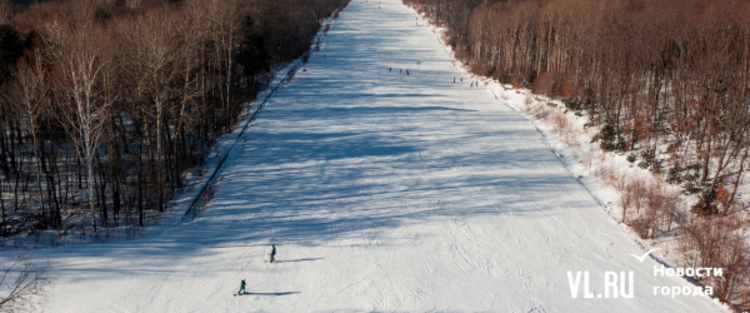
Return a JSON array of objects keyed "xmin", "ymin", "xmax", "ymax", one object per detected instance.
[
  {"xmin": 13, "ymin": 45, "xmax": 48, "ymax": 229},
  {"xmin": 56, "ymin": 29, "xmax": 113, "ymax": 233},
  {"xmin": 0, "ymin": 253, "xmax": 52, "ymax": 312},
  {"xmin": 0, "ymin": 0, "xmax": 351, "ymax": 240}
]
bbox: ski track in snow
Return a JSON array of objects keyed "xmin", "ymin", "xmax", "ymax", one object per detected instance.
[{"xmin": 12, "ymin": 0, "xmax": 729, "ymax": 312}]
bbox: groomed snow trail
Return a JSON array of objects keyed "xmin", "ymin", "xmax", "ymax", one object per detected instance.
[{"xmin": 29, "ymin": 1, "xmax": 725, "ymax": 312}]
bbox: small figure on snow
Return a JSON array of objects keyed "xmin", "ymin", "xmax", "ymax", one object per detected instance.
[
  {"xmin": 389, "ymin": 67, "xmax": 392, "ymax": 72},
  {"xmin": 406, "ymin": 70, "xmax": 409, "ymax": 75},
  {"xmin": 266, "ymin": 244, "xmax": 277, "ymax": 263},
  {"xmin": 400, "ymin": 69, "xmax": 402, "ymax": 74},
  {"xmin": 238, "ymin": 279, "xmax": 246, "ymax": 295},
  {"xmin": 453, "ymin": 77, "xmax": 456, "ymax": 83},
  {"xmin": 471, "ymin": 81, "xmax": 473, "ymax": 87}
]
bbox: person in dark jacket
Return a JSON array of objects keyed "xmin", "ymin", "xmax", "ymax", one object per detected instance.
[{"xmin": 238, "ymin": 279, "xmax": 246, "ymax": 295}]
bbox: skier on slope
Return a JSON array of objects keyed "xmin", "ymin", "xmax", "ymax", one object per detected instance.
[
  {"xmin": 266, "ymin": 244, "xmax": 277, "ymax": 263},
  {"xmin": 237, "ymin": 279, "xmax": 246, "ymax": 295}
]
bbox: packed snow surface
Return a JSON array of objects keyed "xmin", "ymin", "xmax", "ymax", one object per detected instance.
[{"xmin": 22, "ymin": 0, "xmax": 726, "ymax": 312}]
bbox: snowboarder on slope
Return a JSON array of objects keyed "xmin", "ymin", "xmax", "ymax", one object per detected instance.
[{"xmin": 238, "ymin": 279, "xmax": 246, "ymax": 295}]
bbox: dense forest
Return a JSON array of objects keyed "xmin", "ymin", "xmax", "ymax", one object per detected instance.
[
  {"xmin": 404, "ymin": 0, "xmax": 750, "ymax": 307},
  {"xmin": 0, "ymin": 0, "xmax": 349, "ymax": 240}
]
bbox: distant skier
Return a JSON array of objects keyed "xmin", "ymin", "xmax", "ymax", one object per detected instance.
[
  {"xmin": 471, "ymin": 81, "xmax": 473, "ymax": 87},
  {"xmin": 266, "ymin": 244, "xmax": 277, "ymax": 263},
  {"xmin": 453, "ymin": 77, "xmax": 455, "ymax": 83},
  {"xmin": 237, "ymin": 279, "xmax": 246, "ymax": 295},
  {"xmin": 406, "ymin": 70, "xmax": 409, "ymax": 75},
  {"xmin": 389, "ymin": 67, "xmax": 392, "ymax": 72},
  {"xmin": 400, "ymin": 69, "xmax": 402, "ymax": 73}
]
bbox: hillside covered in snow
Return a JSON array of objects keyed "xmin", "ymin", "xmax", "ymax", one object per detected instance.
[{"xmin": 10, "ymin": 0, "xmax": 732, "ymax": 312}]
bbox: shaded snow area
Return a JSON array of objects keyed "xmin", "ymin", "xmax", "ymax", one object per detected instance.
[{"xmin": 13, "ymin": 0, "xmax": 729, "ymax": 312}]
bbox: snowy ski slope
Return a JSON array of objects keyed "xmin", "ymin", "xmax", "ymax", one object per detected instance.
[{"xmin": 24, "ymin": 0, "xmax": 727, "ymax": 312}]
